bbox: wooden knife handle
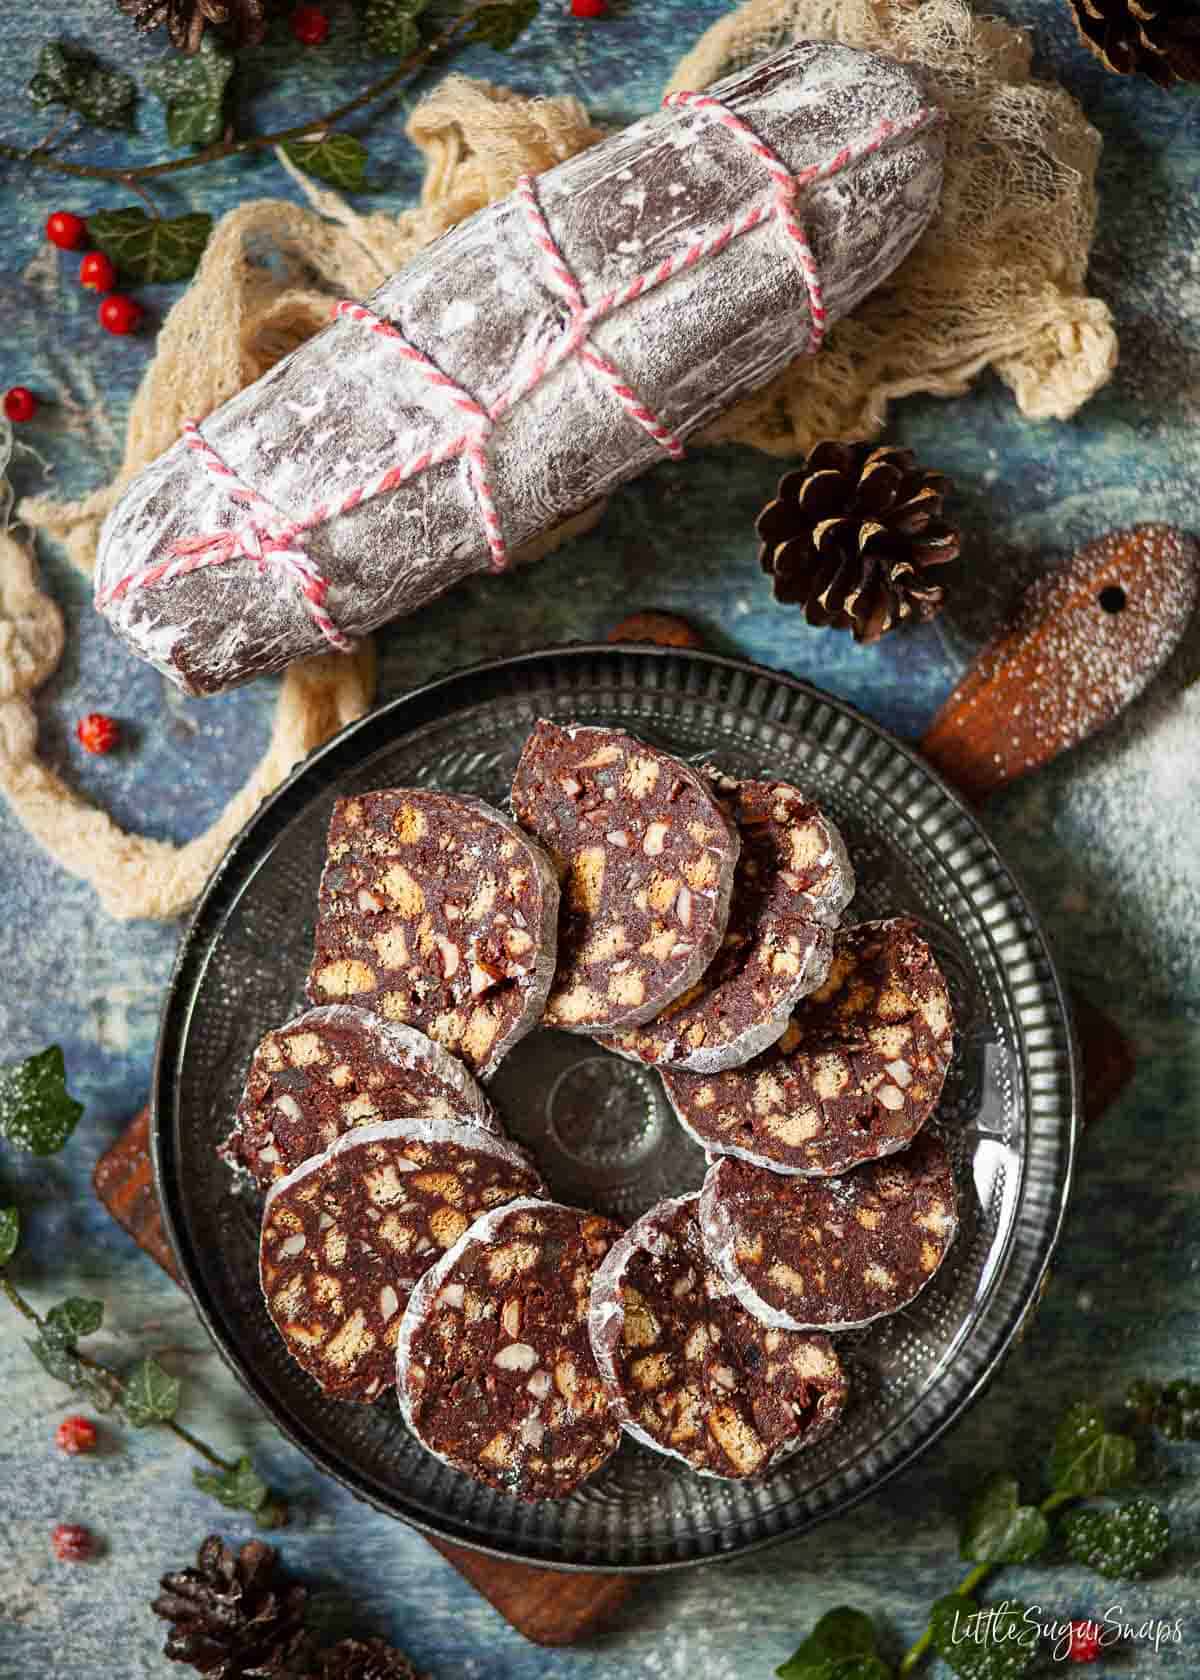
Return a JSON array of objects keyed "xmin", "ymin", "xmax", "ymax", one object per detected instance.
[{"xmin": 920, "ymin": 525, "xmax": 1198, "ymax": 801}]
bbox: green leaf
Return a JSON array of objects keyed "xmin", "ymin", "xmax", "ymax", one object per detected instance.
[
  {"xmin": 929, "ymin": 1596, "xmax": 1037, "ymax": 1680},
  {"xmin": 43, "ymin": 1296, "xmax": 104, "ymax": 1349},
  {"xmin": 777, "ymin": 1608, "xmax": 890, "ymax": 1680},
  {"xmin": 1050, "ymin": 1401, "xmax": 1137, "ymax": 1496},
  {"xmin": 0, "ymin": 1206, "xmax": 19, "ymax": 1266},
  {"xmin": 0, "ymin": 1046, "xmax": 84, "ymax": 1156},
  {"xmin": 27, "ymin": 1336, "xmax": 123, "ymax": 1411},
  {"xmin": 363, "ymin": 0, "xmax": 428, "ymax": 55},
  {"xmin": 88, "ymin": 207, "xmax": 213, "ymax": 283},
  {"xmin": 193, "ymin": 1454, "xmax": 270, "ymax": 1514},
  {"xmin": 123, "ymin": 1355, "xmax": 181, "ymax": 1427},
  {"xmin": 467, "ymin": 0, "xmax": 539, "ymax": 51},
  {"xmin": 281, "ymin": 133, "xmax": 368, "ymax": 191},
  {"xmin": 1062, "ymin": 1499, "xmax": 1170, "ymax": 1580},
  {"xmin": 960, "ymin": 1475, "xmax": 1050, "ymax": 1565},
  {"xmin": 144, "ymin": 36, "xmax": 233, "ymax": 149},
  {"xmin": 27, "ymin": 41, "xmax": 136, "ymax": 131}
]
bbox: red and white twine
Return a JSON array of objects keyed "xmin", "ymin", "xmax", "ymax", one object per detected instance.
[{"xmin": 102, "ymin": 92, "xmax": 940, "ymax": 651}]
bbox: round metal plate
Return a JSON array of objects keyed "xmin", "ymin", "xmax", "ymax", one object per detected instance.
[{"xmin": 153, "ymin": 645, "xmax": 1077, "ymax": 1570}]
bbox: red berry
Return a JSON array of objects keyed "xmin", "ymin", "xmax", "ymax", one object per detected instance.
[
  {"xmin": 4, "ymin": 386, "xmax": 37, "ymax": 423},
  {"xmin": 79, "ymin": 251, "xmax": 117, "ymax": 293},
  {"xmin": 570, "ymin": 0, "xmax": 608, "ymax": 14},
  {"xmin": 55, "ymin": 1416, "xmax": 98, "ymax": 1455},
  {"xmin": 76, "ymin": 713, "xmax": 120, "ymax": 755},
  {"xmin": 1068, "ymin": 1621, "xmax": 1103, "ymax": 1664},
  {"xmin": 290, "ymin": 5, "xmax": 330, "ymax": 44},
  {"xmin": 52, "ymin": 1523, "xmax": 94, "ymax": 1562},
  {"xmin": 45, "ymin": 211, "xmax": 87, "ymax": 250},
  {"xmin": 98, "ymin": 293, "xmax": 142, "ymax": 336}
]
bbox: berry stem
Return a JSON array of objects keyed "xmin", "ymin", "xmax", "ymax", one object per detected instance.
[
  {"xmin": 896, "ymin": 1490, "xmax": 1080, "ymax": 1676},
  {"xmin": 0, "ymin": 1271, "xmax": 265, "ymax": 1500},
  {"xmin": 0, "ymin": 9, "xmax": 478, "ymax": 186}
]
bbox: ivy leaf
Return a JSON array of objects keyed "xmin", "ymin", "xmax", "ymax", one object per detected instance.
[
  {"xmin": 27, "ymin": 1336, "xmax": 123, "ymax": 1411},
  {"xmin": 281, "ymin": 133, "xmax": 368, "ymax": 191},
  {"xmin": 144, "ymin": 36, "xmax": 233, "ymax": 149},
  {"xmin": 43, "ymin": 1296, "xmax": 104, "ymax": 1349},
  {"xmin": 194, "ymin": 1455, "xmax": 270, "ymax": 1514},
  {"xmin": 123, "ymin": 1355, "xmax": 181, "ymax": 1427},
  {"xmin": 0, "ymin": 1046, "xmax": 84, "ymax": 1156},
  {"xmin": 1050, "ymin": 1401, "xmax": 1137, "ymax": 1496},
  {"xmin": 363, "ymin": 0, "xmax": 428, "ymax": 56},
  {"xmin": 27, "ymin": 42, "xmax": 137, "ymax": 132},
  {"xmin": 467, "ymin": 0, "xmax": 539, "ymax": 51},
  {"xmin": 88, "ymin": 207, "xmax": 213, "ymax": 283},
  {"xmin": 960, "ymin": 1475, "xmax": 1050, "ymax": 1565},
  {"xmin": 1062, "ymin": 1499, "xmax": 1170, "ymax": 1580},
  {"xmin": 0, "ymin": 1206, "xmax": 19, "ymax": 1266},
  {"xmin": 777, "ymin": 1608, "xmax": 891, "ymax": 1679},
  {"xmin": 929, "ymin": 1596, "xmax": 1037, "ymax": 1680}
]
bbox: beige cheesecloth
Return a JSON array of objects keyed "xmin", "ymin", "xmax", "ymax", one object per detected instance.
[{"xmin": 2, "ymin": 0, "xmax": 1115, "ymax": 919}]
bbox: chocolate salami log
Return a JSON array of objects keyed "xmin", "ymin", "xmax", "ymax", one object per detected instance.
[
  {"xmin": 94, "ymin": 42, "xmax": 945, "ymax": 696},
  {"xmin": 600, "ymin": 777, "xmax": 853, "ymax": 1071},
  {"xmin": 260, "ymin": 1118, "xmax": 545, "ymax": 1403},
  {"xmin": 221, "ymin": 1004, "xmax": 500, "ymax": 1187},
  {"xmin": 395, "ymin": 1198, "xmax": 624, "ymax": 1500},
  {"xmin": 699, "ymin": 1130, "xmax": 958, "ymax": 1332},
  {"xmin": 588, "ymin": 1194, "xmax": 847, "ymax": 1478}
]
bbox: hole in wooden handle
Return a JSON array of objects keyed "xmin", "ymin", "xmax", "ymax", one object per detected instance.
[{"xmin": 1097, "ymin": 585, "xmax": 1127, "ymax": 614}]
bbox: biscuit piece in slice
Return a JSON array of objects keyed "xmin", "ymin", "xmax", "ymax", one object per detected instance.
[
  {"xmin": 222, "ymin": 1005, "xmax": 500, "ymax": 1187},
  {"xmin": 511, "ymin": 721, "xmax": 739, "ymax": 1031},
  {"xmin": 306, "ymin": 790, "xmax": 559, "ymax": 1078},
  {"xmin": 589, "ymin": 1193, "xmax": 847, "ymax": 1479},
  {"xmin": 260, "ymin": 1119, "xmax": 545, "ymax": 1403},
  {"xmin": 600, "ymin": 777, "xmax": 853, "ymax": 1071},
  {"xmin": 699, "ymin": 1130, "xmax": 958, "ymax": 1331},
  {"xmin": 662, "ymin": 917, "xmax": 953, "ymax": 1175},
  {"xmin": 396, "ymin": 1198, "xmax": 623, "ymax": 1500}
]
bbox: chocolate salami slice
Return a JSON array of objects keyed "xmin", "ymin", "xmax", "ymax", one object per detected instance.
[
  {"xmin": 395, "ymin": 1198, "xmax": 623, "ymax": 1500},
  {"xmin": 589, "ymin": 1194, "xmax": 847, "ymax": 1479},
  {"xmin": 306, "ymin": 789, "xmax": 559, "ymax": 1078},
  {"xmin": 699, "ymin": 1130, "xmax": 958, "ymax": 1332},
  {"xmin": 221, "ymin": 1005, "xmax": 499, "ymax": 1187},
  {"xmin": 662, "ymin": 917, "xmax": 954, "ymax": 1175},
  {"xmin": 600, "ymin": 777, "xmax": 853, "ymax": 1071},
  {"xmin": 260, "ymin": 1119, "xmax": 545, "ymax": 1403},
  {"xmin": 511, "ymin": 721, "xmax": 739, "ymax": 1031}
]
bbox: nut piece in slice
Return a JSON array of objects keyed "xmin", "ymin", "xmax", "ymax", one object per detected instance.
[
  {"xmin": 260, "ymin": 1118, "xmax": 545, "ymax": 1404},
  {"xmin": 306, "ymin": 790, "xmax": 559, "ymax": 1079},
  {"xmin": 699, "ymin": 1129, "xmax": 958, "ymax": 1332},
  {"xmin": 396, "ymin": 1198, "xmax": 624, "ymax": 1500},
  {"xmin": 511, "ymin": 721, "xmax": 740, "ymax": 1032},
  {"xmin": 221, "ymin": 1004, "xmax": 500, "ymax": 1187},
  {"xmin": 589, "ymin": 1194, "xmax": 847, "ymax": 1478},
  {"xmin": 599, "ymin": 776, "xmax": 854, "ymax": 1072},
  {"xmin": 662, "ymin": 917, "xmax": 954, "ymax": 1175}
]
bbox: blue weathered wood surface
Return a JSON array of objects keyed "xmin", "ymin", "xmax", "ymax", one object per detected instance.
[{"xmin": 1, "ymin": 1, "xmax": 1198, "ymax": 1674}]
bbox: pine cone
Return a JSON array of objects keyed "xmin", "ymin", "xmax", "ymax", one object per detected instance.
[
  {"xmin": 1067, "ymin": 0, "xmax": 1200, "ymax": 84},
  {"xmin": 152, "ymin": 1534, "xmax": 316, "ymax": 1678},
  {"xmin": 116, "ymin": 0, "xmax": 269, "ymax": 52},
  {"xmin": 317, "ymin": 1638, "xmax": 423, "ymax": 1680},
  {"xmin": 756, "ymin": 441, "xmax": 959, "ymax": 644}
]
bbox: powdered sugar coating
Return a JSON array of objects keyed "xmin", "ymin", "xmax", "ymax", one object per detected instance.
[
  {"xmin": 698, "ymin": 1131, "xmax": 958, "ymax": 1332},
  {"xmin": 599, "ymin": 777, "xmax": 854, "ymax": 1071},
  {"xmin": 94, "ymin": 42, "xmax": 944, "ymax": 695},
  {"xmin": 589, "ymin": 1193, "xmax": 847, "ymax": 1479},
  {"xmin": 221, "ymin": 1003, "xmax": 499, "ymax": 1187}
]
